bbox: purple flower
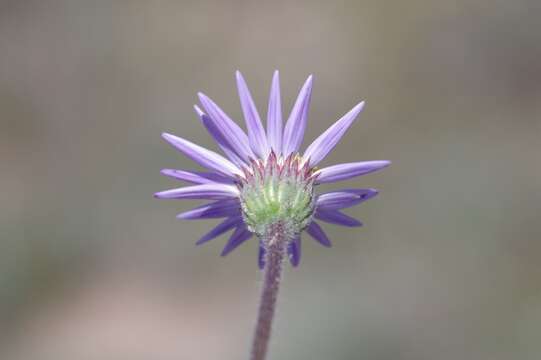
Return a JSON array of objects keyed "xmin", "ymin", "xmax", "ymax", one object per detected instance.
[{"xmin": 155, "ymin": 71, "xmax": 390, "ymax": 267}]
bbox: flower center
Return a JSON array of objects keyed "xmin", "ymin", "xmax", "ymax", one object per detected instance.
[{"xmin": 237, "ymin": 151, "xmax": 318, "ymax": 237}]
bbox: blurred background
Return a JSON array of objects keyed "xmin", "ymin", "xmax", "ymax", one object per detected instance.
[{"xmin": 1, "ymin": 0, "xmax": 540, "ymax": 359}]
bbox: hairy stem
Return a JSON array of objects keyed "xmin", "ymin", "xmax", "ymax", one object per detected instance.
[{"xmin": 250, "ymin": 222, "xmax": 290, "ymax": 360}]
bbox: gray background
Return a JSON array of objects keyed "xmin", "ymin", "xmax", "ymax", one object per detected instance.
[{"xmin": 1, "ymin": 1, "xmax": 540, "ymax": 359}]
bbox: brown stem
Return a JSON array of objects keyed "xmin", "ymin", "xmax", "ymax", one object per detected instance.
[{"xmin": 249, "ymin": 222, "xmax": 289, "ymax": 360}]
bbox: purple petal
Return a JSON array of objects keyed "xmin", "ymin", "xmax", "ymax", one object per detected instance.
[
  {"xmin": 316, "ymin": 188, "xmax": 378, "ymax": 210},
  {"xmin": 198, "ymin": 93, "xmax": 255, "ymax": 162},
  {"xmin": 282, "ymin": 75, "xmax": 313, "ymax": 156},
  {"xmin": 221, "ymin": 225, "xmax": 253, "ymax": 256},
  {"xmin": 316, "ymin": 192, "xmax": 361, "ymax": 210},
  {"xmin": 315, "ymin": 208, "xmax": 363, "ymax": 227},
  {"xmin": 236, "ymin": 71, "xmax": 269, "ymax": 158},
  {"xmin": 303, "ymin": 102, "xmax": 365, "ymax": 166},
  {"xmin": 258, "ymin": 241, "xmax": 266, "ymax": 269},
  {"xmin": 287, "ymin": 236, "xmax": 301, "ymax": 267},
  {"xmin": 161, "ymin": 132, "xmax": 241, "ymax": 177},
  {"xmin": 154, "ymin": 183, "xmax": 239, "ymax": 200},
  {"xmin": 306, "ymin": 221, "xmax": 332, "ymax": 247},
  {"xmin": 195, "ymin": 105, "xmax": 246, "ymax": 168},
  {"xmin": 196, "ymin": 216, "xmax": 243, "ymax": 245},
  {"xmin": 176, "ymin": 199, "xmax": 241, "ymax": 219},
  {"xmin": 160, "ymin": 169, "xmax": 231, "ymax": 184},
  {"xmin": 316, "ymin": 160, "xmax": 391, "ymax": 184},
  {"xmin": 192, "ymin": 171, "xmax": 235, "ymax": 184},
  {"xmin": 266, "ymin": 70, "xmax": 283, "ymax": 154}
]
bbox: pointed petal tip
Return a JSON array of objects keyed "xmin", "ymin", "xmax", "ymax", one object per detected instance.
[
  {"xmin": 193, "ymin": 104, "xmax": 204, "ymax": 117},
  {"xmin": 361, "ymin": 188, "xmax": 379, "ymax": 200},
  {"xmin": 354, "ymin": 101, "xmax": 366, "ymax": 113},
  {"xmin": 196, "ymin": 236, "xmax": 212, "ymax": 246},
  {"xmin": 271, "ymin": 70, "xmax": 280, "ymax": 85},
  {"xmin": 159, "ymin": 168, "xmax": 180, "ymax": 179},
  {"xmin": 353, "ymin": 187, "xmax": 379, "ymax": 198},
  {"xmin": 299, "ymin": 74, "xmax": 313, "ymax": 90},
  {"xmin": 347, "ymin": 101, "xmax": 365, "ymax": 120},
  {"xmin": 197, "ymin": 92, "xmax": 209, "ymax": 103},
  {"xmin": 195, "ymin": 216, "xmax": 242, "ymax": 246},
  {"xmin": 306, "ymin": 221, "xmax": 332, "ymax": 247},
  {"xmin": 304, "ymin": 74, "xmax": 314, "ymax": 88},
  {"xmin": 195, "ymin": 236, "xmax": 210, "ymax": 246},
  {"xmin": 160, "ymin": 168, "xmax": 183, "ymax": 177},
  {"xmin": 161, "ymin": 132, "xmax": 179, "ymax": 145}
]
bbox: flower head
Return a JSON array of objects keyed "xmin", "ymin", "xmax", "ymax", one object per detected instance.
[{"xmin": 155, "ymin": 71, "xmax": 390, "ymax": 267}]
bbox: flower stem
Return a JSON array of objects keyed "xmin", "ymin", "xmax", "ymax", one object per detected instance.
[{"xmin": 250, "ymin": 222, "xmax": 289, "ymax": 360}]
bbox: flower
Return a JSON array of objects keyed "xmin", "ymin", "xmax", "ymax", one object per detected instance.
[{"xmin": 155, "ymin": 71, "xmax": 390, "ymax": 267}]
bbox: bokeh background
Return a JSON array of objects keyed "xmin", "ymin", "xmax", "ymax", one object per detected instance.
[{"xmin": 1, "ymin": 1, "xmax": 541, "ymax": 359}]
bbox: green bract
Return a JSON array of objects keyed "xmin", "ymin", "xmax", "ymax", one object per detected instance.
[{"xmin": 238, "ymin": 152, "xmax": 317, "ymax": 237}]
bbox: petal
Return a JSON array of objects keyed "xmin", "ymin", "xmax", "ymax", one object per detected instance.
[
  {"xmin": 306, "ymin": 221, "xmax": 332, "ymax": 247},
  {"xmin": 154, "ymin": 183, "xmax": 239, "ymax": 200},
  {"xmin": 287, "ymin": 236, "xmax": 301, "ymax": 267},
  {"xmin": 282, "ymin": 75, "xmax": 313, "ymax": 156},
  {"xmin": 316, "ymin": 188, "xmax": 378, "ymax": 210},
  {"xmin": 315, "ymin": 208, "xmax": 363, "ymax": 227},
  {"xmin": 315, "ymin": 160, "xmax": 391, "ymax": 184},
  {"xmin": 303, "ymin": 102, "xmax": 364, "ymax": 166},
  {"xmin": 198, "ymin": 93, "xmax": 255, "ymax": 162},
  {"xmin": 191, "ymin": 171, "xmax": 235, "ymax": 184},
  {"xmin": 195, "ymin": 105, "xmax": 246, "ymax": 168},
  {"xmin": 161, "ymin": 132, "xmax": 241, "ymax": 177},
  {"xmin": 221, "ymin": 225, "xmax": 253, "ymax": 256},
  {"xmin": 236, "ymin": 71, "xmax": 269, "ymax": 158},
  {"xmin": 160, "ymin": 169, "xmax": 231, "ymax": 184},
  {"xmin": 176, "ymin": 199, "xmax": 241, "ymax": 219},
  {"xmin": 258, "ymin": 241, "xmax": 266, "ymax": 269},
  {"xmin": 266, "ymin": 70, "xmax": 283, "ymax": 153},
  {"xmin": 196, "ymin": 216, "xmax": 243, "ymax": 245}
]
